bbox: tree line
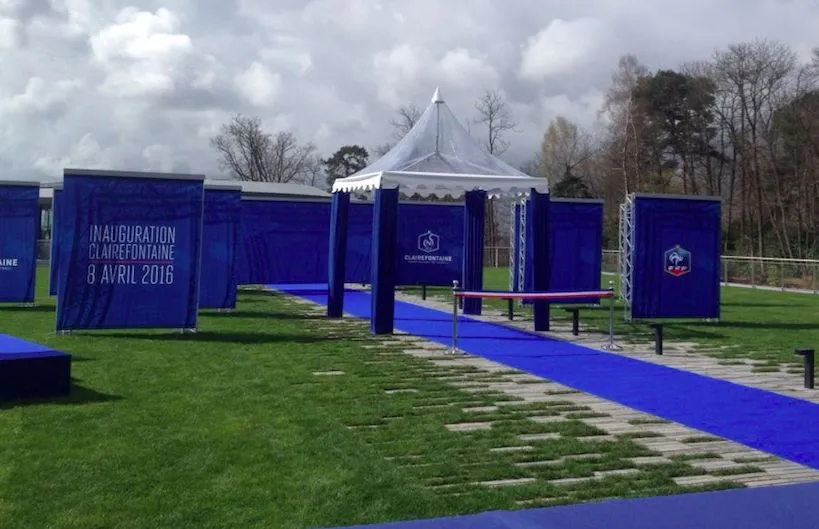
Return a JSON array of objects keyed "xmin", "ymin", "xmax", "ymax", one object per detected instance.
[{"xmin": 211, "ymin": 38, "xmax": 819, "ymax": 258}]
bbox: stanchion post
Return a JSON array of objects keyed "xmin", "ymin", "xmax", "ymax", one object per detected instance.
[
  {"xmin": 448, "ymin": 280, "xmax": 461, "ymax": 355},
  {"xmin": 508, "ymin": 298, "xmax": 514, "ymax": 321},
  {"xmin": 421, "ymin": 284, "xmax": 427, "ymax": 300},
  {"xmin": 601, "ymin": 281, "xmax": 620, "ymax": 351}
]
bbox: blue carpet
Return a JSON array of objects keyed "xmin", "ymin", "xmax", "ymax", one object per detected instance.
[
  {"xmin": 271, "ymin": 284, "xmax": 819, "ymax": 470},
  {"xmin": 321, "ymin": 480, "xmax": 819, "ymax": 529}
]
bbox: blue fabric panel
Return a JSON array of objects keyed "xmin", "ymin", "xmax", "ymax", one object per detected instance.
[
  {"xmin": 0, "ymin": 184, "xmax": 39, "ymax": 303},
  {"xmin": 199, "ymin": 188, "xmax": 241, "ymax": 309},
  {"xmin": 522, "ymin": 200, "xmax": 603, "ymax": 304},
  {"xmin": 346, "ymin": 202, "xmax": 373, "ymax": 284},
  {"xmin": 55, "ymin": 174, "xmax": 204, "ymax": 331},
  {"xmin": 328, "ymin": 192, "xmax": 350, "ymax": 317},
  {"xmin": 49, "ymin": 189, "xmax": 63, "ymax": 296},
  {"xmin": 631, "ymin": 196, "xmax": 721, "ymax": 319},
  {"xmin": 529, "ymin": 190, "xmax": 550, "ymax": 331},
  {"xmin": 370, "ymin": 188, "xmax": 398, "ymax": 334},
  {"xmin": 237, "ymin": 200, "xmax": 464, "ymax": 286},
  {"xmin": 462, "ymin": 191, "xmax": 485, "ymax": 315},
  {"xmin": 396, "ymin": 203, "xmax": 463, "ymax": 286},
  {"xmin": 0, "ymin": 333, "xmax": 71, "ymax": 401}
]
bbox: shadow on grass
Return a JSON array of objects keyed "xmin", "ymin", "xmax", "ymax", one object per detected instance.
[
  {"xmin": 203, "ymin": 310, "xmax": 327, "ymax": 321},
  {"xmin": 0, "ymin": 380, "xmax": 121, "ymax": 409},
  {"xmin": 0, "ymin": 305, "xmax": 56, "ymax": 313},
  {"xmin": 96, "ymin": 330, "xmax": 332, "ymax": 345}
]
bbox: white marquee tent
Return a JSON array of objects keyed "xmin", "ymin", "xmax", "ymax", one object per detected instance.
[{"xmin": 332, "ymin": 88, "xmax": 548, "ymax": 198}]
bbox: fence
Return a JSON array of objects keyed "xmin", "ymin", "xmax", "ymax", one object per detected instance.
[{"xmin": 487, "ymin": 246, "xmax": 819, "ymax": 294}]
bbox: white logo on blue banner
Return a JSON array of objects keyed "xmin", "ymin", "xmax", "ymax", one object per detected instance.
[
  {"xmin": 0, "ymin": 258, "xmax": 19, "ymax": 271},
  {"xmin": 404, "ymin": 230, "xmax": 452, "ymax": 264}
]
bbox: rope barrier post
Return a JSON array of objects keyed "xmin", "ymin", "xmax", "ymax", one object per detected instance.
[
  {"xmin": 447, "ymin": 280, "xmax": 461, "ymax": 355},
  {"xmin": 421, "ymin": 284, "xmax": 427, "ymax": 300},
  {"xmin": 601, "ymin": 280, "xmax": 621, "ymax": 351},
  {"xmin": 508, "ymin": 298, "xmax": 514, "ymax": 321}
]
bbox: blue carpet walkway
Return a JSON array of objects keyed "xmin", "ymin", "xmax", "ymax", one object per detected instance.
[
  {"xmin": 274, "ymin": 284, "xmax": 819, "ymax": 470},
  {"xmin": 320, "ymin": 480, "xmax": 819, "ymax": 529}
]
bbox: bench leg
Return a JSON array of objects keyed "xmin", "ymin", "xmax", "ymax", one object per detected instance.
[{"xmin": 653, "ymin": 325, "xmax": 663, "ymax": 355}]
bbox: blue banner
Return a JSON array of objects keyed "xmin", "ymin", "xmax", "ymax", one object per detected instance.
[
  {"xmin": 49, "ymin": 187, "xmax": 63, "ymax": 296},
  {"xmin": 521, "ymin": 199, "xmax": 604, "ymax": 303},
  {"xmin": 397, "ymin": 203, "xmax": 463, "ymax": 286},
  {"xmin": 199, "ymin": 186, "xmax": 241, "ymax": 309},
  {"xmin": 56, "ymin": 170, "xmax": 205, "ymax": 331},
  {"xmin": 237, "ymin": 200, "xmax": 463, "ymax": 286},
  {"xmin": 631, "ymin": 195, "xmax": 721, "ymax": 319},
  {"xmin": 0, "ymin": 183, "xmax": 39, "ymax": 303}
]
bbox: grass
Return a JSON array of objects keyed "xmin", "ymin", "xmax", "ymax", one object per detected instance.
[
  {"xmin": 0, "ymin": 268, "xmax": 741, "ymax": 529},
  {"xmin": 413, "ymin": 268, "xmax": 819, "ymax": 367}
]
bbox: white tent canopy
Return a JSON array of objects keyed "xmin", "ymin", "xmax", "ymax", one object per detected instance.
[{"xmin": 332, "ymin": 88, "xmax": 549, "ymax": 199}]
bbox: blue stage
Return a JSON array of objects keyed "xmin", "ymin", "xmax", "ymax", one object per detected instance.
[
  {"xmin": 273, "ymin": 284, "xmax": 819, "ymax": 470},
  {"xmin": 0, "ymin": 334, "xmax": 71, "ymax": 401}
]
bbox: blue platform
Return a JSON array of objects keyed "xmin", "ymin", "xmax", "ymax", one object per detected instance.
[
  {"xmin": 271, "ymin": 284, "xmax": 819, "ymax": 471},
  {"xmin": 322, "ymin": 480, "xmax": 819, "ymax": 529},
  {"xmin": 0, "ymin": 334, "xmax": 71, "ymax": 401}
]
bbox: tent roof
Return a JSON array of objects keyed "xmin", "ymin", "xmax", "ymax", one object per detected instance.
[{"xmin": 332, "ymin": 88, "xmax": 548, "ymax": 198}]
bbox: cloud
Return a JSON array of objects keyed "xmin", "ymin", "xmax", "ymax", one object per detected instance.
[{"xmin": 0, "ymin": 0, "xmax": 817, "ymax": 179}]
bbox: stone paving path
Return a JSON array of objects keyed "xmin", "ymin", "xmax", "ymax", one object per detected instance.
[{"xmin": 285, "ymin": 290, "xmax": 819, "ymax": 492}]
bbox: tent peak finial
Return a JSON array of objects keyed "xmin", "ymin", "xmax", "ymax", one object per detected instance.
[{"xmin": 431, "ymin": 87, "xmax": 443, "ymax": 104}]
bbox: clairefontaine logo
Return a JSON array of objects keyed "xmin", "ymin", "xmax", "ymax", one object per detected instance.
[
  {"xmin": 0, "ymin": 257, "xmax": 19, "ymax": 271},
  {"xmin": 418, "ymin": 230, "xmax": 440, "ymax": 254}
]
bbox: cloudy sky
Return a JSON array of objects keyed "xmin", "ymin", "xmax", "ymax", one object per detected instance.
[{"xmin": 1, "ymin": 0, "xmax": 818, "ymax": 182}]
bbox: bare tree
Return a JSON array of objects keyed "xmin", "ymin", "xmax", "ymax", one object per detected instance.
[
  {"xmin": 540, "ymin": 116, "xmax": 594, "ymax": 180},
  {"xmin": 474, "ymin": 89, "xmax": 517, "ymax": 155},
  {"xmin": 390, "ymin": 104, "xmax": 423, "ymax": 141},
  {"xmin": 301, "ymin": 154, "xmax": 327, "ymax": 189},
  {"xmin": 211, "ymin": 114, "xmax": 316, "ymax": 183}
]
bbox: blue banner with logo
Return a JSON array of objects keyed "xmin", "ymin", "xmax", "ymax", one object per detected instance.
[
  {"xmin": 397, "ymin": 203, "xmax": 463, "ymax": 286},
  {"xmin": 55, "ymin": 171, "xmax": 205, "ymax": 331},
  {"xmin": 0, "ymin": 183, "xmax": 39, "ymax": 303},
  {"xmin": 49, "ymin": 188, "xmax": 63, "ymax": 296},
  {"xmin": 199, "ymin": 187, "xmax": 241, "ymax": 309},
  {"xmin": 520, "ymin": 199, "xmax": 603, "ymax": 303},
  {"xmin": 631, "ymin": 195, "xmax": 721, "ymax": 319},
  {"xmin": 237, "ymin": 200, "xmax": 463, "ymax": 286}
]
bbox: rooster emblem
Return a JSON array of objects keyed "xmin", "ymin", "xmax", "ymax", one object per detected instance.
[
  {"xmin": 418, "ymin": 230, "xmax": 440, "ymax": 254},
  {"xmin": 664, "ymin": 245, "xmax": 691, "ymax": 277}
]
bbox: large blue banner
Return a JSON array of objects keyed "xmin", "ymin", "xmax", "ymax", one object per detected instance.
[
  {"xmin": 49, "ymin": 187, "xmax": 63, "ymax": 296},
  {"xmin": 0, "ymin": 183, "xmax": 39, "ymax": 303},
  {"xmin": 237, "ymin": 200, "xmax": 463, "ymax": 286},
  {"xmin": 199, "ymin": 185, "xmax": 242, "ymax": 309},
  {"xmin": 396, "ymin": 203, "xmax": 462, "ymax": 285},
  {"xmin": 631, "ymin": 195, "xmax": 721, "ymax": 319},
  {"xmin": 520, "ymin": 199, "xmax": 604, "ymax": 303},
  {"xmin": 55, "ymin": 170, "xmax": 205, "ymax": 331}
]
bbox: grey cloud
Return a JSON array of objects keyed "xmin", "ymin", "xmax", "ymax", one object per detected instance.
[{"xmin": 0, "ymin": 0, "xmax": 818, "ymax": 181}]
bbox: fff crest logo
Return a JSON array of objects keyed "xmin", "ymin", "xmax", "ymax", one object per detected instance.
[
  {"xmin": 418, "ymin": 230, "xmax": 440, "ymax": 254},
  {"xmin": 664, "ymin": 245, "xmax": 691, "ymax": 277}
]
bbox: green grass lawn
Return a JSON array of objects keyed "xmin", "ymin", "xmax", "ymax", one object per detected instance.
[
  {"xmin": 414, "ymin": 268, "xmax": 819, "ymax": 369},
  {"xmin": 0, "ymin": 268, "xmax": 744, "ymax": 529}
]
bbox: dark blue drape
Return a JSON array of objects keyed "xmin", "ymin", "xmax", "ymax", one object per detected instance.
[
  {"xmin": 370, "ymin": 188, "xmax": 399, "ymax": 334},
  {"xmin": 462, "ymin": 190, "xmax": 486, "ymax": 315},
  {"xmin": 327, "ymin": 191, "xmax": 350, "ymax": 317},
  {"xmin": 529, "ymin": 189, "xmax": 550, "ymax": 331}
]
